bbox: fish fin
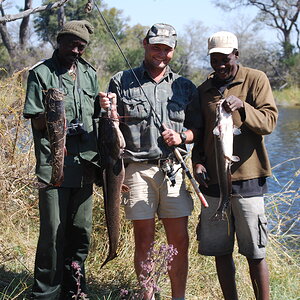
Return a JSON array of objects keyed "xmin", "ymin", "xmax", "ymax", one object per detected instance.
[
  {"xmin": 213, "ymin": 126, "xmax": 220, "ymax": 135},
  {"xmin": 231, "ymin": 155, "xmax": 240, "ymax": 162},
  {"xmin": 233, "ymin": 126, "xmax": 241, "ymax": 135},
  {"xmin": 100, "ymin": 252, "xmax": 118, "ymax": 269},
  {"xmin": 35, "ymin": 181, "xmax": 50, "ymax": 189}
]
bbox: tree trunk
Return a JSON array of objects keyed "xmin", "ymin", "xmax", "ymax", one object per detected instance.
[
  {"xmin": 0, "ymin": 23, "xmax": 17, "ymax": 59},
  {"xmin": 0, "ymin": 5, "xmax": 17, "ymax": 62},
  {"xmin": 283, "ymin": 33, "xmax": 293, "ymax": 59},
  {"xmin": 57, "ymin": 4, "xmax": 66, "ymax": 29},
  {"xmin": 19, "ymin": 0, "xmax": 33, "ymax": 49}
]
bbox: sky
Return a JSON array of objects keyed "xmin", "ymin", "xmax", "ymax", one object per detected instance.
[{"xmin": 7, "ymin": 0, "xmax": 278, "ymax": 43}]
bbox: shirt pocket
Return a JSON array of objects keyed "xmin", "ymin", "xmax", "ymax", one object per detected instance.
[
  {"xmin": 81, "ymin": 87, "xmax": 95, "ymax": 115},
  {"xmin": 167, "ymin": 96, "xmax": 186, "ymax": 123},
  {"xmin": 122, "ymin": 96, "xmax": 150, "ymax": 120}
]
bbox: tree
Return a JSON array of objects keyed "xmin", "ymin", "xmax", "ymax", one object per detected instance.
[
  {"xmin": 213, "ymin": 0, "xmax": 300, "ymax": 58},
  {"xmin": 0, "ymin": 0, "xmax": 69, "ymax": 71},
  {"xmin": 219, "ymin": 13, "xmax": 286, "ymax": 88},
  {"xmin": 170, "ymin": 20, "xmax": 209, "ymax": 85}
]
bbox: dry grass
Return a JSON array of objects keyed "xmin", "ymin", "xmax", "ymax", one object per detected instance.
[{"xmin": 0, "ymin": 70, "xmax": 299, "ymax": 299}]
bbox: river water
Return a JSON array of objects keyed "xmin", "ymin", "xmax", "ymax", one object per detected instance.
[
  {"xmin": 264, "ymin": 106, "xmax": 300, "ymax": 237},
  {"xmin": 265, "ymin": 106, "xmax": 300, "ymax": 193}
]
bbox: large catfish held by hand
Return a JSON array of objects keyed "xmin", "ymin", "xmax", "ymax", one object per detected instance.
[
  {"xmin": 44, "ymin": 88, "xmax": 66, "ymax": 187},
  {"xmin": 211, "ymin": 99, "xmax": 241, "ymax": 221},
  {"xmin": 98, "ymin": 113, "xmax": 128, "ymax": 268}
]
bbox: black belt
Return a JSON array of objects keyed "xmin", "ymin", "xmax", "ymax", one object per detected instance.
[{"xmin": 144, "ymin": 159, "xmax": 168, "ymax": 166}]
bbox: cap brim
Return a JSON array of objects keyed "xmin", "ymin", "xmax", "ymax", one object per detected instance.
[
  {"xmin": 208, "ymin": 47, "xmax": 234, "ymax": 55},
  {"xmin": 148, "ymin": 36, "xmax": 176, "ymax": 48}
]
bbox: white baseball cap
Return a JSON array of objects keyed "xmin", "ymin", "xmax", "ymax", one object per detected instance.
[{"xmin": 208, "ymin": 31, "xmax": 238, "ymax": 55}]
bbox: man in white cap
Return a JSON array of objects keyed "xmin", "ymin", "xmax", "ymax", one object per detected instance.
[
  {"xmin": 185, "ymin": 31, "xmax": 278, "ymax": 300},
  {"xmin": 100, "ymin": 23, "xmax": 197, "ymax": 300}
]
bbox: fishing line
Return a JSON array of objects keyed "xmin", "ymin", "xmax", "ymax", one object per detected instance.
[
  {"xmin": 93, "ymin": 2, "xmax": 165, "ymax": 130},
  {"xmin": 91, "ymin": 1, "xmax": 209, "ymax": 207}
]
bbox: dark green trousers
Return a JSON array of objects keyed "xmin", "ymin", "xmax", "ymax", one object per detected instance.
[{"xmin": 31, "ymin": 184, "xmax": 93, "ymax": 300}]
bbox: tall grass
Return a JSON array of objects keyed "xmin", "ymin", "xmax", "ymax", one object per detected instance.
[
  {"xmin": 0, "ymin": 70, "xmax": 299, "ymax": 299},
  {"xmin": 274, "ymin": 85, "xmax": 300, "ymax": 106}
]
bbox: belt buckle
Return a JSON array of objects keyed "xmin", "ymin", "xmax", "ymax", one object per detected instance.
[{"xmin": 158, "ymin": 158, "xmax": 167, "ymax": 168}]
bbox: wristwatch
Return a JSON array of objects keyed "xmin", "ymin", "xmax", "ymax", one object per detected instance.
[{"xmin": 179, "ymin": 132, "xmax": 187, "ymax": 145}]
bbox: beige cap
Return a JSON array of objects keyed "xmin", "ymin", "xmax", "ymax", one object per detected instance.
[{"xmin": 208, "ymin": 31, "xmax": 238, "ymax": 55}]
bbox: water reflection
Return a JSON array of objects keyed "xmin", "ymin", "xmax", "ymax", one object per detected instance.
[
  {"xmin": 265, "ymin": 106, "xmax": 300, "ymax": 193},
  {"xmin": 265, "ymin": 106, "xmax": 300, "ymax": 238}
]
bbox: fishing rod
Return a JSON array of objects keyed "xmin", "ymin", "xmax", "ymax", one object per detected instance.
[{"xmin": 89, "ymin": 1, "xmax": 208, "ymax": 207}]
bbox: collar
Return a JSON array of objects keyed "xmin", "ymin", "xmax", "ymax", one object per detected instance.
[
  {"xmin": 203, "ymin": 64, "xmax": 245, "ymax": 93},
  {"xmin": 52, "ymin": 50, "xmax": 92, "ymax": 74},
  {"xmin": 139, "ymin": 62, "xmax": 174, "ymax": 82}
]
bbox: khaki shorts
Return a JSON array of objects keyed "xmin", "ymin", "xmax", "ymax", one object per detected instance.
[
  {"xmin": 122, "ymin": 162, "xmax": 193, "ymax": 220},
  {"xmin": 197, "ymin": 195, "xmax": 268, "ymax": 259}
]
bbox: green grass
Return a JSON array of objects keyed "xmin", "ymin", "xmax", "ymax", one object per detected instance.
[
  {"xmin": 273, "ymin": 85, "xmax": 300, "ymax": 106},
  {"xmin": 1, "ymin": 189, "xmax": 299, "ymax": 300},
  {"xmin": 0, "ymin": 70, "xmax": 299, "ymax": 300}
]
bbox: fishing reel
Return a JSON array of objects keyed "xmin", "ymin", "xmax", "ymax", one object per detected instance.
[
  {"xmin": 160, "ymin": 158, "xmax": 177, "ymax": 187},
  {"xmin": 66, "ymin": 118, "xmax": 88, "ymax": 141}
]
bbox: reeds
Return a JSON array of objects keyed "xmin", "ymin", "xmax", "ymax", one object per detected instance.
[{"xmin": 0, "ymin": 71, "xmax": 299, "ymax": 299}]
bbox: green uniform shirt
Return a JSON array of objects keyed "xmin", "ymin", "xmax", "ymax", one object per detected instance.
[
  {"xmin": 24, "ymin": 50, "xmax": 100, "ymax": 187},
  {"xmin": 109, "ymin": 64, "xmax": 197, "ymax": 162}
]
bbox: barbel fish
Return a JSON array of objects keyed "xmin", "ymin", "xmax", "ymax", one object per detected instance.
[
  {"xmin": 98, "ymin": 113, "xmax": 127, "ymax": 267},
  {"xmin": 211, "ymin": 99, "xmax": 241, "ymax": 221},
  {"xmin": 44, "ymin": 88, "xmax": 66, "ymax": 187}
]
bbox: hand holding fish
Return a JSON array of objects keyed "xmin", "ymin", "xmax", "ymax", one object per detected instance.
[
  {"xmin": 223, "ymin": 95, "xmax": 244, "ymax": 113},
  {"xmin": 99, "ymin": 91, "xmax": 118, "ymax": 119},
  {"xmin": 162, "ymin": 124, "xmax": 182, "ymax": 146},
  {"xmin": 193, "ymin": 163, "xmax": 209, "ymax": 187}
]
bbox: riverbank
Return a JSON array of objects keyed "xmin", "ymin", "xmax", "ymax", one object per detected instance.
[
  {"xmin": 274, "ymin": 85, "xmax": 300, "ymax": 107},
  {"xmin": 0, "ymin": 71, "xmax": 299, "ymax": 300}
]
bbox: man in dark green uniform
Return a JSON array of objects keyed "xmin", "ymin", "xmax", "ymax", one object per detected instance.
[{"xmin": 23, "ymin": 20, "xmax": 100, "ymax": 299}]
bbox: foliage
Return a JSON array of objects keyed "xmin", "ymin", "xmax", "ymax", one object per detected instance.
[
  {"xmin": 97, "ymin": 24, "xmax": 146, "ymax": 88},
  {"xmin": 273, "ymin": 85, "xmax": 300, "ymax": 106},
  {"xmin": 33, "ymin": 0, "xmax": 128, "ymax": 48},
  {"xmin": 1, "ymin": 0, "xmax": 300, "ymax": 88},
  {"xmin": 212, "ymin": 0, "xmax": 300, "ymax": 58},
  {"xmin": 0, "ymin": 46, "xmax": 11, "ymax": 74},
  {"xmin": 283, "ymin": 53, "xmax": 300, "ymax": 86}
]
